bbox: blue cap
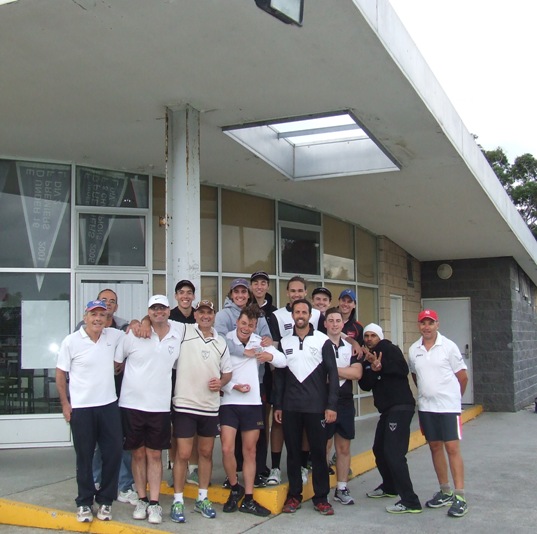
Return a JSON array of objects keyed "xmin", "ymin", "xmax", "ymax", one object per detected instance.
[
  {"xmin": 339, "ymin": 289, "xmax": 356, "ymax": 302},
  {"xmin": 85, "ymin": 299, "xmax": 107, "ymax": 312}
]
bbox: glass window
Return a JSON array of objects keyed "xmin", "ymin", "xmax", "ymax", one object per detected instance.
[
  {"xmin": 278, "ymin": 202, "xmax": 320, "ymax": 225},
  {"xmin": 152, "ymin": 274, "xmax": 166, "ymax": 296},
  {"xmin": 152, "ymin": 177, "xmax": 166, "ymax": 271},
  {"xmin": 280, "ymin": 226, "xmax": 320, "ymax": 276},
  {"xmin": 79, "ymin": 214, "xmax": 146, "ymax": 266},
  {"xmin": 0, "ymin": 273, "xmax": 70, "ymax": 415},
  {"xmin": 221, "ymin": 190, "xmax": 275, "ymax": 274},
  {"xmin": 76, "ymin": 167, "xmax": 149, "ymax": 208},
  {"xmin": 356, "ymin": 227, "xmax": 378, "ymax": 284},
  {"xmin": 0, "ymin": 159, "xmax": 71, "ymax": 268},
  {"xmin": 323, "ymin": 216, "xmax": 355, "ymax": 281},
  {"xmin": 357, "ymin": 286, "xmax": 378, "ymax": 325},
  {"xmin": 201, "ymin": 186, "xmax": 218, "ymax": 272},
  {"xmin": 200, "ymin": 276, "xmax": 218, "ymax": 308}
]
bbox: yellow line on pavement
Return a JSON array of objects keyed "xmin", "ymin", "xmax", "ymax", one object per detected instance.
[{"xmin": 0, "ymin": 405, "xmax": 483, "ymax": 527}]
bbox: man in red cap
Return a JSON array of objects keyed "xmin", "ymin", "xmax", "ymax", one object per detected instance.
[{"xmin": 409, "ymin": 309, "xmax": 469, "ymax": 518}]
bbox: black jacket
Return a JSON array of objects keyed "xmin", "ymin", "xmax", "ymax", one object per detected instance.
[{"xmin": 358, "ymin": 339, "xmax": 415, "ymax": 413}]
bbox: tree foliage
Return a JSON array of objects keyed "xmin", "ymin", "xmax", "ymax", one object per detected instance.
[{"xmin": 484, "ymin": 147, "xmax": 537, "ymax": 238}]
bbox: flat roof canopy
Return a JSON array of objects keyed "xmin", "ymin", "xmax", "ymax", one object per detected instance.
[{"xmin": 2, "ymin": 0, "xmax": 536, "ymax": 281}]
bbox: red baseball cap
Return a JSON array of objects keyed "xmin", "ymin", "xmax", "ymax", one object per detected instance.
[{"xmin": 418, "ymin": 309, "xmax": 438, "ymax": 322}]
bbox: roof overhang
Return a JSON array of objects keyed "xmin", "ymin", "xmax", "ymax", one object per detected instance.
[{"xmin": 1, "ymin": 0, "xmax": 536, "ymax": 282}]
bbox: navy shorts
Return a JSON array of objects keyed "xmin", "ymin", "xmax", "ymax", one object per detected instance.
[
  {"xmin": 418, "ymin": 411, "xmax": 462, "ymax": 442},
  {"xmin": 219, "ymin": 404, "xmax": 264, "ymax": 432},
  {"xmin": 172, "ymin": 411, "xmax": 219, "ymax": 438},
  {"xmin": 326, "ymin": 402, "xmax": 356, "ymax": 440},
  {"xmin": 121, "ymin": 408, "xmax": 171, "ymax": 451}
]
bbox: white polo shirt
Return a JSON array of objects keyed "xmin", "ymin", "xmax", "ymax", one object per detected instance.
[
  {"xmin": 56, "ymin": 327, "xmax": 124, "ymax": 408},
  {"xmin": 115, "ymin": 323, "xmax": 186, "ymax": 412},
  {"xmin": 408, "ymin": 332, "xmax": 467, "ymax": 413}
]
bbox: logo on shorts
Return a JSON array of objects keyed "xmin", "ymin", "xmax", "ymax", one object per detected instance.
[
  {"xmin": 201, "ymin": 349, "xmax": 210, "ymax": 360},
  {"xmin": 389, "ymin": 422, "xmax": 397, "ymax": 431},
  {"xmin": 321, "ymin": 419, "xmax": 326, "ymax": 428}
]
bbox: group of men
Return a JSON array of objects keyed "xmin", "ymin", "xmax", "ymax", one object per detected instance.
[{"xmin": 56, "ymin": 271, "xmax": 469, "ymax": 525}]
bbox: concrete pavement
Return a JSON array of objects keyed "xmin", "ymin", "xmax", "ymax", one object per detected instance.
[{"xmin": 1, "ymin": 406, "xmax": 535, "ymax": 533}]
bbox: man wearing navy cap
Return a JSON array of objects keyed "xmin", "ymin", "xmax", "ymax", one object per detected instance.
[
  {"xmin": 311, "ymin": 287, "xmax": 332, "ymax": 314},
  {"xmin": 337, "ymin": 289, "xmax": 364, "ymax": 345},
  {"xmin": 56, "ymin": 300, "xmax": 125, "ymax": 523},
  {"xmin": 409, "ymin": 310, "xmax": 469, "ymax": 518}
]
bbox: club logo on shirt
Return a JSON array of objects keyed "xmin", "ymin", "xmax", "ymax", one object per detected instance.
[
  {"xmin": 284, "ymin": 323, "xmax": 293, "ymax": 331},
  {"xmin": 201, "ymin": 350, "xmax": 210, "ymax": 360},
  {"xmin": 309, "ymin": 346, "xmax": 319, "ymax": 357},
  {"xmin": 389, "ymin": 422, "xmax": 397, "ymax": 431},
  {"xmin": 168, "ymin": 346, "xmax": 174, "ymax": 355}
]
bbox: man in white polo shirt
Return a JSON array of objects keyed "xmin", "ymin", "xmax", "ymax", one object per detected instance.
[
  {"xmin": 115, "ymin": 295, "xmax": 185, "ymax": 525},
  {"xmin": 56, "ymin": 299, "xmax": 125, "ymax": 523},
  {"xmin": 409, "ymin": 309, "xmax": 469, "ymax": 518}
]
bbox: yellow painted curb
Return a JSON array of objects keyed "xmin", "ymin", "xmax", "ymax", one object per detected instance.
[
  {"xmin": 0, "ymin": 498, "xmax": 168, "ymax": 533},
  {"xmin": 0, "ymin": 405, "xmax": 484, "ymax": 527}
]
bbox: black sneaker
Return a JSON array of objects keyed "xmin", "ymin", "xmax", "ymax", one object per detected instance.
[
  {"xmin": 254, "ymin": 474, "xmax": 267, "ymax": 488},
  {"xmin": 223, "ymin": 485, "xmax": 245, "ymax": 513},
  {"xmin": 239, "ymin": 499, "xmax": 271, "ymax": 517},
  {"xmin": 447, "ymin": 495, "xmax": 468, "ymax": 517},
  {"xmin": 426, "ymin": 490, "xmax": 454, "ymax": 508},
  {"xmin": 222, "ymin": 476, "xmax": 234, "ymax": 489}
]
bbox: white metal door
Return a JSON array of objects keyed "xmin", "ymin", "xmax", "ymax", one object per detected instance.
[
  {"xmin": 422, "ymin": 297, "xmax": 474, "ymax": 404},
  {"xmin": 75, "ymin": 274, "xmax": 149, "ymax": 327}
]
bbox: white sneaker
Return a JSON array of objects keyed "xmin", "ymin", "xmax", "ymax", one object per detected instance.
[
  {"xmin": 96, "ymin": 504, "xmax": 112, "ymax": 521},
  {"xmin": 301, "ymin": 467, "xmax": 309, "ymax": 485},
  {"xmin": 266, "ymin": 467, "xmax": 281, "ymax": 486},
  {"xmin": 118, "ymin": 488, "xmax": 139, "ymax": 505},
  {"xmin": 76, "ymin": 505, "xmax": 93, "ymax": 523},
  {"xmin": 133, "ymin": 499, "xmax": 149, "ymax": 520},
  {"xmin": 147, "ymin": 504, "xmax": 163, "ymax": 524}
]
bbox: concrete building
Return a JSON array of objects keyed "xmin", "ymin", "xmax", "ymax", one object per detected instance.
[{"xmin": 1, "ymin": 0, "xmax": 536, "ymax": 448}]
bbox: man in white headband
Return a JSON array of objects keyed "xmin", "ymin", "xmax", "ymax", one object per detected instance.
[{"xmin": 359, "ymin": 323, "xmax": 422, "ymax": 514}]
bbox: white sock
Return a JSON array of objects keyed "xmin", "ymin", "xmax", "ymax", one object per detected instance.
[
  {"xmin": 198, "ymin": 489, "xmax": 208, "ymax": 501},
  {"xmin": 337, "ymin": 481, "xmax": 347, "ymax": 490},
  {"xmin": 173, "ymin": 492, "xmax": 183, "ymax": 504}
]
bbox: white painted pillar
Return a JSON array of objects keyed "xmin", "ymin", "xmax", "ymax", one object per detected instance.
[{"xmin": 165, "ymin": 105, "xmax": 201, "ymax": 300}]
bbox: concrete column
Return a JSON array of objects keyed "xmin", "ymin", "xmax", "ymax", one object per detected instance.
[{"xmin": 165, "ymin": 105, "xmax": 201, "ymax": 299}]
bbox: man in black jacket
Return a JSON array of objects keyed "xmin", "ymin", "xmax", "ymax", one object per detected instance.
[
  {"xmin": 273, "ymin": 299, "xmax": 339, "ymax": 516},
  {"xmin": 359, "ymin": 323, "xmax": 422, "ymax": 514}
]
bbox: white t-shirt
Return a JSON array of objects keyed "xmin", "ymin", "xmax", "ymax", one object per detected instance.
[
  {"xmin": 56, "ymin": 327, "xmax": 124, "ymax": 408},
  {"xmin": 222, "ymin": 330, "xmax": 286, "ymax": 405},
  {"xmin": 115, "ymin": 322, "xmax": 186, "ymax": 412},
  {"xmin": 408, "ymin": 332, "xmax": 467, "ymax": 413}
]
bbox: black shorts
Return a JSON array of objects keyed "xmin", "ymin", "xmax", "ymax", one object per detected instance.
[
  {"xmin": 121, "ymin": 408, "xmax": 171, "ymax": 451},
  {"xmin": 418, "ymin": 411, "xmax": 462, "ymax": 442},
  {"xmin": 172, "ymin": 411, "xmax": 219, "ymax": 438},
  {"xmin": 326, "ymin": 402, "xmax": 355, "ymax": 440},
  {"xmin": 219, "ymin": 404, "xmax": 264, "ymax": 432}
]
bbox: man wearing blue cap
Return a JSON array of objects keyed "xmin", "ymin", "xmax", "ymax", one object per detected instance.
[{"xmin": 56, "ymin": 299, "xmax": 125, "ymax": 523}]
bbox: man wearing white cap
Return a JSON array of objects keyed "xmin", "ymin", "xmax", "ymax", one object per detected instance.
[
  {"xmin": 56, "ymin": 299, "xmax": 125, "ymax": 523},
  {"xmin": 360, "ymin": 323, "xmax": 422, "ymax": 514},
  {"xmin": 115, "ymin": 295, "xmax": 185, "ymax": 525},
  {"xmin": 409, "ymin": 310, "xmax": 468, "ymax": 518}
]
